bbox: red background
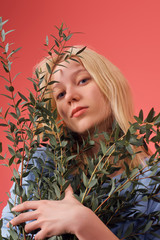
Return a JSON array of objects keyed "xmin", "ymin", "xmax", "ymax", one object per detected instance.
[{"xmin": 0, "ymin": 0, "xmax": 160, "ymax": 215}]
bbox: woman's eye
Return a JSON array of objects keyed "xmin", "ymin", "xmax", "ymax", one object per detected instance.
[
  {"xmin": 57, "ymin": 91, "xmax": 65, "ymax": 99},
  {"xmin": 79, "ymin": 78, "xmax": 89, "ymax": 85}
]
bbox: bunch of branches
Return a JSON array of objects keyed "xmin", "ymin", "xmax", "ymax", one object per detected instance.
[{"xmin": 0, "ymin": 18, "xmax": 160, "ymax": 240}]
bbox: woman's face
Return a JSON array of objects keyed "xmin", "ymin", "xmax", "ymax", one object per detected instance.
[{"xmin": 52, "ymin": 60, "xmax": 111, "ymax": 135}]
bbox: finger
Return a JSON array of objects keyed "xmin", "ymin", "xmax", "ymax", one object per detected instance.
[
  {"xmin": 8, "ymin": 210, "xmax": 38, "ymax": 227},
  {"xmin": 12, "ymin": 201, "xmax": 39, "ymax": 212},
  {"xmin": 35, "ymin": 229, "xmax": 49, "ymax": 240},
  {"xmin": 65, "ymin": 185, "xmax": 74, "ymax": 198},
  {"xmin": 25, "ymin": 220, "xmax": 40, "ymax": 234}
]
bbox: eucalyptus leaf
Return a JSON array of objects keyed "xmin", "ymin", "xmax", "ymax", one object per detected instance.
[
  {"xmin": 146, "ymin": 108, "xmax": 155, "ymax": 123},
  {"xmin": 82, "ymin": 172, "xmax": 88, "ymax": 187},
  {"xmin": 142, "ymin": 220, "xmax": 153, "ymax": 233}
]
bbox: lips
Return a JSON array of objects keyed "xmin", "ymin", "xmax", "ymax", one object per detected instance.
[{"xmin": 71, "ymin": 106, "xmax": 88, "ymax": 118}]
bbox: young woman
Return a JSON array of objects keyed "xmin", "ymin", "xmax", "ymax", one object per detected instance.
[{"xmin": 1, "ymin": 47, "xmax": 160, "ymax": 239}]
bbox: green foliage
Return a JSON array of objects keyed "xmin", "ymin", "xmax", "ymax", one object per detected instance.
[{"xmin": 0, "ymin": 17, "xmax": 160, "ymax": 240}]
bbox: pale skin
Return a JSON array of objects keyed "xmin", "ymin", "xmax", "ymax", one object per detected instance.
[{"xmin": 7, "ymin": 60, "xmax": 119, "ymax": 240}]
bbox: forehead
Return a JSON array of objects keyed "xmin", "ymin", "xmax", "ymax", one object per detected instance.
[{"xmin": 54, "ymin": 60, "xmax": 87, "ymax": 79}]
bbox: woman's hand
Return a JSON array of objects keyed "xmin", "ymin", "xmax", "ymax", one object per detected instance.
[
  {"xmin": 7, "ymin": 185, "xmax": 84, "ymax": 240},
  {"xmin": 7, "ymin": 185, "xmax": 119, "ymax": 240}
]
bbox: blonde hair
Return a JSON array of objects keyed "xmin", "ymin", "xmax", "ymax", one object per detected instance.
[{"xmin": 37, "ymin": 46, "xmax": 149, "ymax": 168}]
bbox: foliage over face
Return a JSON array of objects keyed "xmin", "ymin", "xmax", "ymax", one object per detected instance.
[{"xmin": 0, "ymin": 17, "xmax": 160, "ymax": 240}]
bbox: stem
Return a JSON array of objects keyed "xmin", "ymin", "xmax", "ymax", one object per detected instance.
[{"xmin": 81, "ymin": 145, "xmax": 115, "ymax": 203}]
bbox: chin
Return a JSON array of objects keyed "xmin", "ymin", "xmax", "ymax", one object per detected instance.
[{"xmin": 71, "ymin": 125, "xmax": 97, "ymax": 137}]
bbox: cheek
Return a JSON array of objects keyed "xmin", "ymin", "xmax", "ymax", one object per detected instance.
[
  {"xmin": 91, "ymin": 86, "xmax": 107, "ymax": 106},
  {"xmin": 57, "ymin": 105, "xmax": 67, "ymax": 120}
]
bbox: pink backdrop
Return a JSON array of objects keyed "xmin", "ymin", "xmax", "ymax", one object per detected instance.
[{"xmin": 0, "ymin": 0, "xmax": 160, "ymax": 215}]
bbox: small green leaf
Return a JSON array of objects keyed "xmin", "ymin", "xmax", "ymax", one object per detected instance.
[
  {"xmin": 61, "ymin": 141, "xmax": 68, "ymax": 147},
  {"xmin": 29, "ymin": 92, "xmax": 36, "ymax": 105},
  {"xmin": 154, "ymin": 114, "xmax": 160, "ymax": 125},
  {"xmin": 65, "ymin": 33, "xmax": 73, "ymax": 41},
  {"xmin": 46, "ymin": 62, "xmax": 52, "ymax": 74},
  {"xmin": 55, "ymin": 40, "xmax": 59, "ymax": 47},
  {"xmin": 9, "ymin": 155, "xmax": 15, "ymax": 166},
  {"xmin": 103, "ymin": 132, "xmax": 110, "ymax": 141},
  {"xmin": 62, "ymin": 181, "xmax": 71, "ymax": 192},
  {"xmin": 66, "ymin": 155, "xmax": 77, "ymax": 162},
  {"xmin": 0, "ymin": 123, "xmax": 8, "ymax": 127},
  {"xmin": 1, "ymin": 93, "xmax": 12, "ymax": 100},
  {"xmin": 5, "ymin": 43, "xmax": 9, "ymax": 53},
  {"xmin": 134, "ymin": 116, "xmax": 142, "ymax": 124},
  {"xmin": 126, "ymin": 130, "xmax": 131, "ymax": 141},
  {"xmin": 13, "ymin": 168, "xmax": 19, "ymax": 179},
  {"xmin": 88, "ymin": 179, "xmax": 97, "ymax": 188},
  {"xmin": 46, "ymin": 35, "xmax": 49, "ymax": 46},
  {"xmin": 100, "ymin": 140, "xmax": 107, "ymax": 155},
  {"xmin": 5, "ymin": 29, "xmax": 15, "ymax": 36},
  {"xmin": 1, "ymin": 29, "xmax": 5, "ymax": 42},
  {"xmin": 139, "ymin": 109, "xmax": 143, "ymax": 121},
  {"xmin": 143, "ymin": 220, "xmax": 153, "ymax": 233},
  {"xmin": 53, "ymin": 183, "xmax": 61, "ymax": 199},
  {"xmin": 0, "ymin": 18, "xmax": 8, "ymax": 30},
  {"xmin": 8, "ymin": 145, "xmax": 15, "ymax": 155},
  {"xmin": 126, "ymin": 144, "xmax": 134, "ymax": 155},
  {"xmin": 12, "ymin": 72, "xmax": 21, "ymax": 82},
  {"xmin": 76, "ymin": 46, "xmax": 86, "ymax": 55},
  {"xmin": 8, "ymin": 60, "xmax": 11, "ymax": 72},
  {"xmin": 0, "ymin": 155, "xmax": 4, "ymax": 160},
  {"xmin": 15, "ymin": 98, "xmax": 22, "ymax": 108},
  {"xmin": 124, "ymin": 161, "xmax": 131, "ymax": 177},
  {"xmin": 124, "ymin": 223, "xmax": 134, "ymax": 238},
  {"xmin": 82, "ymin": 172, "xmax": 88, "ymax": 187},
  {"xmin": 123, "ymin": 181, "xmax": 131, "ymax": 190},
  {"xmin": 6, "ymin": 135, "xmax": 14, "ymax": 142},
  {"xmin": 9, "ymin": 228, "xmax": 19, "ymax": 240},
  {"xmin": 53, "ymin": 49, "xmax": 60, "ymax": 56},
  {"xmin": 18, "ymin": 91, "xmax": 28, "ymax": 101},
  {"xmin": 0, "ymin": 75, "xmax": 9, "ymax": 82},
  {"xmin": 146, "ymin": 108, "xmax": 155, "ymax": 123},
  {"xmin": 2, "ymin": 63, "xmax": 9, "ymax": 73},
  {"xmin": 114, "ymin": 124, "xmax": 120, "ymax": 141},
  {"xmin": 13, "ymin": 47, "xmax": 22, "ymax": 54},
  {"xmin": 4, "ymin": 107, "xmax": 10, "ymax": 118},
  {"xmin": 9, "ymin": 112, "xmax": 18, "ymax": 119},
  {"xmin": 50, "ymin": 34, "xmax": 58, "ymax": 42},
  {"xmin": 108, "ymin": 178, "xmax": 115, "ymax": 197}
]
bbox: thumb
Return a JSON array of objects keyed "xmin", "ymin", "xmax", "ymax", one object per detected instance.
[{"xmin": 65, "ymin": 184, "xmax": 74, "ymax": 198}]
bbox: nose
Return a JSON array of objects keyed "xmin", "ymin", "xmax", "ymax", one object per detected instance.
[{"xmin": 66, "ymin": 87, "xmax": 80, "ymax": 104}]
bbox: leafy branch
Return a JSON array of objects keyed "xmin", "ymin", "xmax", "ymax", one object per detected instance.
[{"xmin": 0, "ymin": 17, "xmax": 160, "ymax": 240}]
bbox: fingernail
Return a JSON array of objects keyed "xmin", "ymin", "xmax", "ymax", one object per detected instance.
[{"xmin": 7, "ymin": 221, "xmax": 12, "ymax": 228}]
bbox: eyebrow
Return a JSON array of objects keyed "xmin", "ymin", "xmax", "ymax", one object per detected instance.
[{"xmin": 52, "ymin": 68, "xmax": 88, "ymax": 89}]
